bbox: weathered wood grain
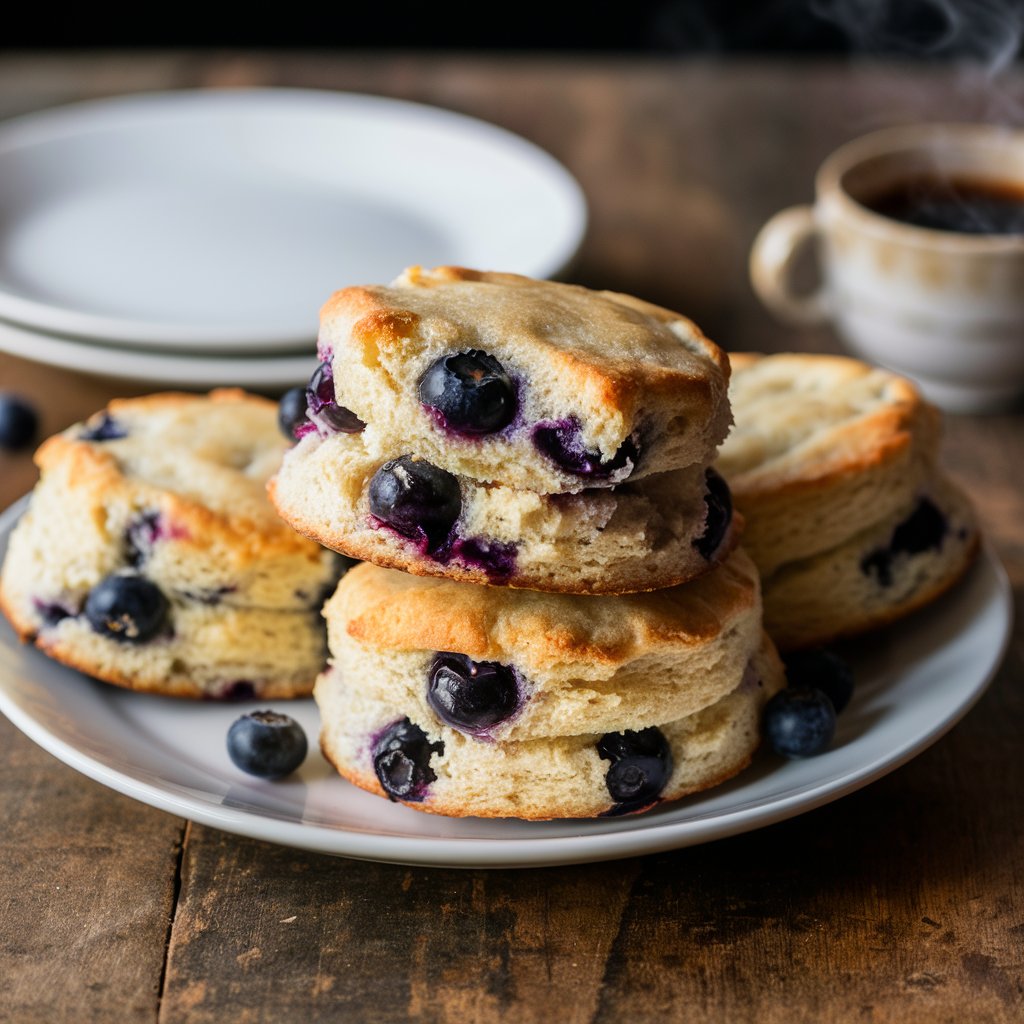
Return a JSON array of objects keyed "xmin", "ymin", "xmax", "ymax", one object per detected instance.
[
  {"xmin": 0, "ymin": 716, "xmax": 185, "ymax": 1024},
  {"xmin": 0, "ymin": 53, "xmax": 1020, "ymax": 1024}
]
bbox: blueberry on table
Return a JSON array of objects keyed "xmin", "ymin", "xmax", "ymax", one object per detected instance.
[
  {"xmin": 368, "ymin": 455, "xmax": 462, "ymax": 549},
  {"xmin": 372, "ymin": 718, "xmax": 444, "ymax": 801},
  {"xmin": 0, "ymin": 393, "xmax": 38, "ymax": 451},
  {"xmin": 84, "ymin": 573, "xmax": 169, "ymax": 644},
  {"xmin": 227, "ymin": 710, "xmax": 308, "ymax": 779},
  {"xmin": 763, "ymin": 688, "xmax": 837, "ymax": 759},
  {"xmin": 427, "ymin": 652, "xmax": 520, "ymax": 735},
  {"xmin": 693, "ymin": 467, "xmax": 733, "ymax": 559},
  {"xmin": 783, "ymin": 648, "xmax": 855, "ymax": 714},
  {"xmin": 278, "ymin": 386, "xmax": 310, "ymax": 440},
  {"xmin": 418, "ymin": 350, "xmax": 516, "ymax": 435},
  {"xmin": 597, "ymin": 726, "xmax": 673, "ymax": 814}
]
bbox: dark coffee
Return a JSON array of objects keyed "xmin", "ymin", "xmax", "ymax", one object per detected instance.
[{"xmin": 862, "ymin": 175, "xmax": 1024, "ymax": 235}]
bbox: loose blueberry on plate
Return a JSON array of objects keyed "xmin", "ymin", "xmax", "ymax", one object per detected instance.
[
  {"xmin": 372, "ymin": 718, "xmax": 444, "ymax": 801},
  {"xmin": 762, "ymin": 688, "xmax": 836, "ymax": 758},
  {"xmin": 278, "ymin": 386, "xmax": 310, "ymax": 440},
  {"xmin": 532, "ymin": 418, "xmax": 640, "ymax": 480},
  {"xmin": 368, "ymin": 455, "xmax": 462, "ymax": 549},
  {"xmin": 597, "ymin": 727, "xmax": 673, "ymax": 814},
  {"xmin": 427, "ymin": 652, "xmax": 521, "ymax": 735},
  {"xmin": 783, "ymin": 648, "xmax": 855, "ymax": 714},
  {"xmin": 306, "ymin": 361, "xmax": 365, "ymax": 433},
  {"xmin": 84, "ymin": 573, "xmax": 169, "ymax": 643},
  {"xmin": 418, "ymin": 350, "xmax": 516, "ymax": 435},
  {"xmin": 227, "ymin": 710, "xmax": 308, "ymax": 779},
  {"xmin": 693, "ymin": 468, "xmax": 732, "ymax": 559},
  {"xmin": 0, "ymin": 393, "xmax": 38, "ymax": 451}
]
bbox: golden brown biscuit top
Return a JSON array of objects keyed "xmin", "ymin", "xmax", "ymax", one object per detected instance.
[
  {"xmin": 35, "ymin": 389, "xmax": 323, "ymax": 561},
  {"xmin": 325, "ymin": 549, "xmax": 761, "ymax": 672},
  {"xmin": 716, "ymin": 352, "xmax": 941, "ymax": 498},
  {"xmin": 319, "ymin": 265, "xmax": 730, "ymax": 423}
]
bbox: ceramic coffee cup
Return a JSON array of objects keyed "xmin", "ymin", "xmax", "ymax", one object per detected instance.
[{"xmin": 750, "ymin": 122, "xmax": 1024, "ymax": 412}]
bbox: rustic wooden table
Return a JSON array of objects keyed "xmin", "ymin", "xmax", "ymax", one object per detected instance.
[{"xmin": 0, "ymin": 53, "xmax": 1021, "ymax": 1024}]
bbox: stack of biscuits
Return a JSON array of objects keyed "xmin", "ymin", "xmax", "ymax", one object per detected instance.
[{"xmin": 270, "ymin": 266, "xmax": 785, "ymax": 819}]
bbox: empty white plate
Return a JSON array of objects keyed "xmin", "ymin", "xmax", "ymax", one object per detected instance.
[{"xmin": 0, "ymin": 88, "xmax": 587, "ymax": 353}]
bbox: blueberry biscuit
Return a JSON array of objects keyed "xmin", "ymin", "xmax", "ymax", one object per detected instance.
[
  {"xmin": 269, "ymin": 266, "xmax": 739, "ymax": 594},
  {"xmin": 715, "ymin": 352, "xmax": 980, "ymax": 649},
  {"xmin": 269, "ymin": 430, "xmax": 738, "ymax": 594},
  {"xmin": 0, "ymin": 390, "xmax": 342, "ymax": 698},
  {"xmin": 313, "ymin": 552, "xmax": 784, "ymax": 819},
  {"xmin": 310, "ymin": 265, "xmax": 733, "ymax": 494}
]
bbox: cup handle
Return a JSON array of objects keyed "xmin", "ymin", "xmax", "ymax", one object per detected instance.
[{"xmin": 749, "ymin": 205, "xmax": 829, "ymax": 325}]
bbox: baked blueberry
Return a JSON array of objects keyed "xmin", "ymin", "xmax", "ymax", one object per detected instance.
[
  {"xmin": 693, "ymin": 467, "xmax": 732, "ymax": 559},
  {"xmin": 368, "ymin": 455, "xmax": 462, "ymax": 549},
  {"xmin": 861, "ymin": 496, "xmax": 948, "ymax": 587},
  {"xmin": 125, "ymin": 511, "xmax": 162, "ymax": 567},
  {"xmin": 783, "ymin": 648, "xmax": 855, "ymax": 714},
  {"xmin": 306, "ymin": 361, "xmax": 365, "ymax": 434},
  {"xmin": 532, "ymin": 419, "xmax": 640, "ymax": 481},
  {"xmin": 227, "ymin": 710, "xmax": 308, "ymax": 778},
  {"xmin": 33, "ymin": 599, "xmax": 76, "ymax": 627},
  {"xmin": 597, "ymin": 726, "xmax": 673, "ymax": 814},
  {"xmin": 372, "ymin": 718, "xmax": 444, "ymax": 801},
  {"xmin": 278, "ymin": 386, "xmax": 310, "ymax": 440},
  {"xmin": 427, "ymin": 652, "xmax": 520, "ymax": 735},
  {"xmin": 79, "ymin": 412, "xmax": 127, "ymax": 442},
  {"xmin": 84, "ymin": 573, "xmax": 169, "ymax": 643},
  {"xmin": 449, "ymin": 536, "xmax": 518, "ymax": 581},
  {"xmin": 418, "ymin": 350, "xmax": 516, "ymax": 435},
  {"xmin": 892, "ymin": 497, "xmax": 948, "ymax": 555},
  {"xmin": 763, "ymin": 688, "xmax": 836, "ymax": 758},
  {"xmin": 0, "ymin": 393, "xmax": 38, "ymax": 451},
  {"xmin": 220, "ymin": 680, "xmax": 257, "ymax": 702}
]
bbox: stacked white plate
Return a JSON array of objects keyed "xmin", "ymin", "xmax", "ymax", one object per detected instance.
[{"xmin": 0, "ymin": 88, "xmax": 587, "ymax": 390}]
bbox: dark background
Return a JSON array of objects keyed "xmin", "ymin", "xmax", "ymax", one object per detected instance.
[{"xmin": 5, "ymin": 0, "xmax": 1024, "ymax": 61}]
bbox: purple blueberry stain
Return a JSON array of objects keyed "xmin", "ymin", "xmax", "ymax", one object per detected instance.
[
  {"xmin": 32, "ymin": 597, "xmax": 79, "ymax": 627},
  {"xmin": 371, "ymin": 718, "xmax": 444, "ymax": 802},
  {"xmin": 305, "ymin": 360, "xmax": 365, "ymax": 436},
  {"xmin": 80, "ymin": 412, "xmax": 127, "ymax": 442},
  {"xmin": 693, "ymin": 467, "xmax": 733, "ymax": 560},
  {"xmin": 532, "ymin": 418, "xmax": 640, "ymax": 483},
  {"xmin": 125, "ymin": 511, "xmax": 189, "ymax": 566},
  {"xmin": 861, "ymin": 496, "xmax": 949, "ymax": 587},
  {"xmin": 448, "ymin": 537, "xmax": 518, "ymax": 581},
  {"xmin": 426, "ymin": 652, "xmax": 524, "ymax": 738}
]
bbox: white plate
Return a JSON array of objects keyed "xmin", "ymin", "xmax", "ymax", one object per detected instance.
[
  {"xmin": 0, "ymin": 88, "xmax": 587, "ymax": 352},
  {"xmin": 0, "ymin": 498, "xmax": 1011, "ymax": 868},
  {"xmin": 0, "ymin": 317, "xmax": 314, "ymax": 390}
]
